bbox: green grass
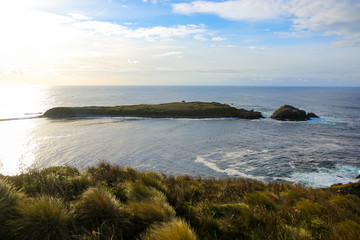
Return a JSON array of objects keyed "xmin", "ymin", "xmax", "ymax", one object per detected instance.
[{"xmin": 1, "ymin": 162, "xmax": 360, "ymax": 240}]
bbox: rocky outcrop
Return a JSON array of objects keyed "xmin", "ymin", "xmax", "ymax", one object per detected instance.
[
  {"xmin": 328, "ymin": 181, "xmax": 360, "ymax": 197},
  {"xmin": 271, "ymin": 105, "xmax": 319, "ymax": 121},
  {"xmin": 307, "ymin": 112, "xmax": 319, "ymax": 118}
]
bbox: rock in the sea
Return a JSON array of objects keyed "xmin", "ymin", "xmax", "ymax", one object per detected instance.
[
  {"xmin": 307, "ymin": 112, "xmax": 319, "ymax": 118},
  {"xmin": 271, "ymin": 105, "xmax": 317, "ymax": 121}
]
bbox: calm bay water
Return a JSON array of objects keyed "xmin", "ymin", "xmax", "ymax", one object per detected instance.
[{"xmin": 0, "ymin": 86, "xmax": 359, "ymax": 188}]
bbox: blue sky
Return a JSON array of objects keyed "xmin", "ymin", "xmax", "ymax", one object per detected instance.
[{"xmin": 0, "ymin": 0, "xmax": 359, "ymax": 86}]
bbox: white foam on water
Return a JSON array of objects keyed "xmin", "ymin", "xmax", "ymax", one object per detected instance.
[
  {"xmin": 291, "ymin": 165, "xmax": 360, "ymax": 188},
  {"xmin": 195, "ymin": 156, "xmax": 264, "ymax": 180}
]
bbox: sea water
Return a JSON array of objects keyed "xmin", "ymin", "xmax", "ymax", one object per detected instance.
[{"xmin": 0, "ymin": 85, "xmax": 359, "ymax": 188}]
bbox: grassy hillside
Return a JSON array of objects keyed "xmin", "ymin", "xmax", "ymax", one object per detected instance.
[
  {"xmin": 1, "ymin": 162, "xmax": 359, "ymax": 240},
  {"xmin": 42, "ymin": 102, "xmax": 263, "ymax": 119}
]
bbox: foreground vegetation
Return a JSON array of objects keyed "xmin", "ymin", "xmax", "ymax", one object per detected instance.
[
  {"xmin": 42, "ymin": 102, "xmax": 263, "ymax": 119},
  {"xmin": 1, "ymin": 162, "xmax": 360, "ymax": 240}
]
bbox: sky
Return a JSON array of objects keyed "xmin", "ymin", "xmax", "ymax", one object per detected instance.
[{"xmin": 0, "ymin": 0, "xmax": 360, "ymax": 86}]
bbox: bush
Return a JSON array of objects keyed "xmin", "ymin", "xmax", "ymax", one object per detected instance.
[
  {"xmin": 0, "ymin": 179, "xmax": 23, "ymax": 238},
  {"xmin": 12, "ymin": 195, "xmax": 73, "ymax": 240},
  {"xmin": 142, "ymin": 218, "xmax": 198, "ymax": 240}
]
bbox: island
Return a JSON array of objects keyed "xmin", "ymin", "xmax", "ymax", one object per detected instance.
[
  {"xmin": 271, "ymin": 105, "xmax": 319, "ymax": 121},
  {"xmin": 42, "ymin": 101, "xmax": 263, "ymax": 119}
]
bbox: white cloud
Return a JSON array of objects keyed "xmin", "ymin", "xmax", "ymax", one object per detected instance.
[
  {"xmin": 69, "ymin": 13, "xmax": 92, "ymax": 20},
  {"xmin": 173, "ymin": 0, "xmax": 360, "ymax": 46},
  {"xmin": 193, "ymin": 34, "xmax": 207, "ymax": 41},
  {"xmin": 212, "ymin": 37, "xmax": 226, "ymax": 41},
  {"xmin": 154, "ymin": 52, "xmax": 182, "ymax": 57},
  {"xmin": 128, "ymin": 60, "xmax": 140, "ymax": 64},
  {"xmin": 247, "ymin": 46, "xmax": 264, "ymax": 51},
  {"xmin": 124, "ymin": 22, "xmax": 137, "ymax": 26},
  {"xmin": 173, "ymin": 0, "xmax": 289, "ymax": 21},
  {"xmin": 72, "ymin": 21, "xmax": 208, "ymax": 41},
  {"xmin": 143, "ymin": 0, "xmax": 158, "ymax": 4},
  {"xmin": 129, "ymin": 25, "xmax": 207, "ymax": 41}
]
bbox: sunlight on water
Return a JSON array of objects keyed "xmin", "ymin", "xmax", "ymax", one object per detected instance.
[
  {"xmin": 0, "ymin": 84, "xmax": 48, "ymax": 119},
  {"xmin": 0, "ymin": 119, "xmax": 38, "ymax": 175}
]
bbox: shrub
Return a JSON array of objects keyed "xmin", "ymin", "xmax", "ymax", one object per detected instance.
[
  {"xmin": 142, "ymin": 218, "xmax": 198, "ymax": 240},
  {"xmin": 0, "ymin": 179, "xmax": 23, "ymax": 238},
  {"xmin": 12, "ymin": 195, "xmax": 73, "ymax": 240}
]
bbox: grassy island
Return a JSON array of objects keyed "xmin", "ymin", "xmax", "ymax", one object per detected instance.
[
  {"xmin": 42, "ymin": 102, "xmax": 263, "ymax": 119},
  {"xmin": 1, "ymin": 162, "xmax": 359, "ymax": 240}
]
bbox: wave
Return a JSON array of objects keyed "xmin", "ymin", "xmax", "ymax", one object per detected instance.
[
  {"xmin": 195, "ymin": 156, "xmax": 264, "ymax": 180},
  {"xmin": 290, "ymin": 164, "xmax": 359, "ymax": 188}
]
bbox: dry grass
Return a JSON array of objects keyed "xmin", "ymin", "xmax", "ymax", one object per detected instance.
[
  {"xmin": 1, "ymin": 162, "xmax": 360, "ymax": 240},
  {"xmin": 142, "ymin": 218, "xmax": 197, "ymax": 240},
  {"xmin": 0, "ymin": 179, "xmax": 24, "ymax": 238},
  {"xmin": 12, "ymin": 195, "xmax": 73, "ymax": 240}
]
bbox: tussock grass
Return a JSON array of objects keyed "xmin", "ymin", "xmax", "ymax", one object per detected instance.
[
  {"xmin": 8, "ymin": 166, "xmax": 95, "ymax": 200},
  {"xmin": 87, "ymin": 162, "xmax": 139, "ymax": 187},
  {"xmin": 332, "ymin": 220, "xmax": 360, "ymax": 240},
  {"xmin": 140, "ymin": 171, "xmax": 169, "ymax": 195},
  {"xmin": 12, "ymin": 195, "xmax": 73, "ymax": 240},
  {"xmin": 0, "ymin": 179, "xmax": 23, "ymax": 238},
  {"xmin": 142, "ymin": 218, "xmax": 197, "ymax": 240},
  {"xmin": 1, "ymin": 162, "xmax": 360, "ymax": 240},
  {"xmin": 126, "ymin": 182, "xmax": 167, "ymax": 203},
  {"xmin": 73, "ymin": 187, "xmax": 127, "ymax": 228}
]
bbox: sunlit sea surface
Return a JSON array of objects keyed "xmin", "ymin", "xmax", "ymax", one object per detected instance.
[{"xmin": 0, "ymin": 85, "xmax": 359, "ymax": 188}]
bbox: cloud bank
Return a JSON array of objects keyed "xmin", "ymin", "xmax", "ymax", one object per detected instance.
[{"xmin": 173, "ymin": 0, "xmax": 360, "ymax": 46}]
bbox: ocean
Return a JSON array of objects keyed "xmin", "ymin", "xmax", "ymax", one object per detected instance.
[{"xmin": 0, "ymin": 85, "xmax": 359, "ymax": 188}]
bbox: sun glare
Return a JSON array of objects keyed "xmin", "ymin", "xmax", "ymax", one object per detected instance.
[
  {"xmin": 0, "ymin": 85, "xmax": 48, "ymax": 119},
  {"xmin": 0, "ymin": 84, "xmax": 49, "ymax": 174}
]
